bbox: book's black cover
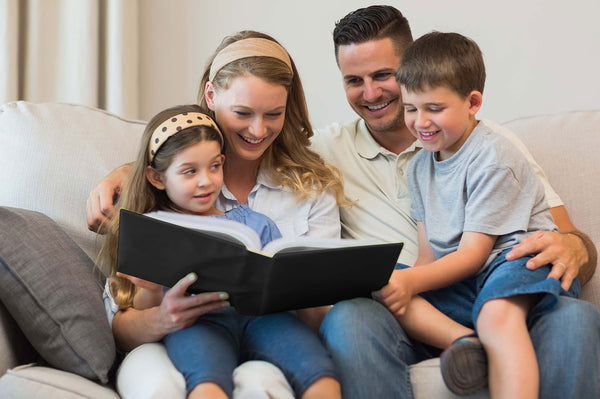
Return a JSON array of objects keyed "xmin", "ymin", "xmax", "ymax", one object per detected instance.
[{"xmin": 117, "ymin": 209, "xmax": 403, "ymax": 315}]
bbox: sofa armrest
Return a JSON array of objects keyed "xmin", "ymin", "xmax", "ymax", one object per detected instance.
[{"xmin": 0, "ymin": 300, "xmax": 37, "ymax": 376}]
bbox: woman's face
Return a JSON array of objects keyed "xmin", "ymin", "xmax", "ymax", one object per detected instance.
[{"xmin": 206, "ymin": 75, "xmax": 288, "ymax": 163}]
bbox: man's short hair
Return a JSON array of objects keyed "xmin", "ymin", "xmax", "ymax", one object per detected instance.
[{"xmin": 333, "ymin": 5, "xmax": 413, "ymax": 64}]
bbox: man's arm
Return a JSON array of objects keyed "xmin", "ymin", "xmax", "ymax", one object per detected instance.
[
  {"xmin": 506, "ymin": 205, "xmax": 597, "ymax": 289},
  {"xmin": 86, "ymin": 163, "xmax": 132, "ymax": 232}
]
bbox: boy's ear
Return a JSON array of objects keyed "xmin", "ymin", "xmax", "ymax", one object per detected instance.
[
  {"xmin": 146, "ymin": 166, "xmax": 165, "ymax": 190},
  {"xmin": 468, "ymin": 91, "xmax": 483, "ymax": 115}
]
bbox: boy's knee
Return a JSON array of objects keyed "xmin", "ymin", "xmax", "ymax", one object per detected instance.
[{"xmin": 477, "ymin": 297, "xmax": 530, "ymax": 335}]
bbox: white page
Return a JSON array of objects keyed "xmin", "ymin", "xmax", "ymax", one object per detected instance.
[
  {"xmin": 144, "ymin": 211, "xmax": 263, "ymax": 252},
  {"xmin": 261, "ymin": 236, "xmax": 383, "ymax": 256}
]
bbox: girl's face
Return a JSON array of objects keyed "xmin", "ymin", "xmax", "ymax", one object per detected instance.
[
  {"xmin": 206, "ymin": 75, "xmax": 288, "ymax": 163},
  {"xmin": 147, "ymin": 140, "xmax": 224, "ymax": 216}
]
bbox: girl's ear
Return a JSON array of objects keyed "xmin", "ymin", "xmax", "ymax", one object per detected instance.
[
  {"xmin": 205, "ymin": 81, "xmax": 216, "ymax": 111},
  {"xmin": 146, "ymin": 166, "xmax": 165, "ymax": 190},
  {"xmin": 468, "ymin": 90, "xmax": 483, "ymax": 115}
]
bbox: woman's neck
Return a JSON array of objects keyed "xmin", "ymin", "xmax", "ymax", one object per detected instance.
[{"xmin": 223, "ymin": 153, "xmax": 261, "ymax": 204}]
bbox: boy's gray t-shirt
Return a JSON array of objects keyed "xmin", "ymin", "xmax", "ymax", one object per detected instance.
[{"xmin": 407, "ymin": 120, "xmax": 557, "ymax": 268}]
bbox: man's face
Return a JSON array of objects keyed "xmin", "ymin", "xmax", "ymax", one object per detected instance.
[{"xmin": 338, "ymin": 38, "xmax": 405, "ymax": 136}]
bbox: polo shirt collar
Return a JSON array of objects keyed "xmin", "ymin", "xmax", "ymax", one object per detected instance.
[{"xmin": 354, "ymin": 119, "xmax": 423, "ymax": 159}]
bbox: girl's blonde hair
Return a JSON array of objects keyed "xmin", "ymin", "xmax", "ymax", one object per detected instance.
[
  {"xmin": 198, "ymin": 30, "xmax": 348, "ymax": 206},
  {"xmin": 98, "ymin": 104, "xmax": 223, "ymax": 309}
]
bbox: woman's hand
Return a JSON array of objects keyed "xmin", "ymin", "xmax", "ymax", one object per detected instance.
[
  {"xmin": 112, "ymin": 273, "xmax": 230, "ymax": 351},
  {"xmin": 151, "ymin": 273, "xmax": 230, "ymax": 335},
  {"xmin": 86, "ymin": 163, "xmax": 131, "ymax": 232},
  {"xmin": 117, "ymin": 272, "xmax": 165, "ymax": 310}
]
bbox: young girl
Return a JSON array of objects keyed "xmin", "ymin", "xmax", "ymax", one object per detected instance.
[{"xmin": 98, "ymin": 104, "xmax": 341, "ymax": 399}]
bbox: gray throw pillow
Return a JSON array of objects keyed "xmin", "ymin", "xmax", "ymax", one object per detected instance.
[{"xmin": 0, "ymin": 207, "xmax": 115, "ymax": 383}]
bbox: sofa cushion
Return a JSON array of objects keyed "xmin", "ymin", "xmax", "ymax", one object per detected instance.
[
  {"xmin": 0, "ymin": 364, "xmax": 119, "ymax": 399},
  {"xmin": 503, "ymin": 110, "xmax": 600, "ymax": 308},
  {"xmin": 0, "ymin": 300, "xmax": 37, "ymax": 376},
  {"xmin": 0, "ymin": 101, "xmax": 144, "ymax": 260},
  {"xmin": 0, "ymin": 207, "xmax": 115, "ymax": 383},
  {"xmin": 410, "ymin": 358, "xmax": 488, "ymax": 399}
]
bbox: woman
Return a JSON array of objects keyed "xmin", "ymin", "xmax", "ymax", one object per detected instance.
[{"xmin": 91, "ymin": 31, "xmax": 347, "ymax": 398}]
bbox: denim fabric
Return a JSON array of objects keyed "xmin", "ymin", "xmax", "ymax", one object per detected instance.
[
  {"xmin": 415, "ymin": 249, "xmax": 579, "ymax": 329},
  {"xmin": 164, "ymin": 307, "xmax": 336, "ymax": 396},
  {"xmin": 321, "ymin": 257, "xmax": 600, "ymax": 399},
  {"xmin": 218, "ymin": 203, "xmax": 282, "ymax": 245}
]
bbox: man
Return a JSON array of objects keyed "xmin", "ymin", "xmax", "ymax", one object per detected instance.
[{"xmin": 313, "ymin": 5, "xmax": 600, "ymax": 398}]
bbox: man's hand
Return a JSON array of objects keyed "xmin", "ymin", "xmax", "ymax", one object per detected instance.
[
  {"xmin": 86, "ymin": 164, "xmax": 131, "ymax": 232},
  {"xmin": 506, "ymin": 230, "xmax": 587, "ymax": 290}
]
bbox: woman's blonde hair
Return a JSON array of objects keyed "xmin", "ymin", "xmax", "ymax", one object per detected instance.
[
  {"xmin": 97, "ymin": 104, "xmax": 223, "ymax": 309},
  {"xmin": 198, "ymin": 30, "xmax": 348, "ymax": 206}
]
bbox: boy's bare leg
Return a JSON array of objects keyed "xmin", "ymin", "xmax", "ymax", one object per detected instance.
[
  {"xmin": 477, "ymin": 295, "xmax": 538, "ymax": 399},
  {"xmin": 396, "ymin": 295, "xmax": 473, "ymax": 349}
]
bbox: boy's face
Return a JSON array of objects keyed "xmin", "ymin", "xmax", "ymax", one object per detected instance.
[
  {"xmin": 401, "ymin": 85, "xmax": 481, "ymax": 161},
  {"xmin": 337, "ymin": 38, "xmax": 405, "ymax": 136}
]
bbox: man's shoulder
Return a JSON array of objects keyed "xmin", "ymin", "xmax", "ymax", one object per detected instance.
[
  {"xmin": 478, "ymin": 119, "xmax": 524, "ymax": 148},
  {"xmin": 314, "ymin": 119, "xmax": 362, "ymax": 141},
  {"xmin": 311, "ymin": 119, "xmax": 363, "ymax": 158}
]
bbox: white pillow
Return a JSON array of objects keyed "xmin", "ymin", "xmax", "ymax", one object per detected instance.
[{"xmin": 0, "ymin": 101, "xmax": 145, "ymax": 259}]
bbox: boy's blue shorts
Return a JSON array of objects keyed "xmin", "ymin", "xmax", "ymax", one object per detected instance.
[{"xmin": 396, "ymin": 248, "xmax": 580, "ymax": 329}]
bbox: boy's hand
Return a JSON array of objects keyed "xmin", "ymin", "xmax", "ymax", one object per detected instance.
[{"xmin": 372, "ymin": 269, "xmax": 413, "ymax": 316}]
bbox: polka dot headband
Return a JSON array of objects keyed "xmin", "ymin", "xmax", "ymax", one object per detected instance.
[
  {"xmin": 148, "ymin": 112, "xmax": 222, "ymax": 163},
  {"xmin": 209, "ymin": 37, "xmax": 293, "ymax": 81}
]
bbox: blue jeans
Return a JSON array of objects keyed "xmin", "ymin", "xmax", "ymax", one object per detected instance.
[
  {"xmin": 320, "ymin": 296, "xmax": 600, "ymax": 399},
  {"xmin": 165, "ymin": 307, "xmax": 337, "ymax": 397}
]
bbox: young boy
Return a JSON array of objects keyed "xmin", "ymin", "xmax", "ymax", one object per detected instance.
[{"xmin": 375, "ymin": 31, "xmax": 578, "ymax": 398}]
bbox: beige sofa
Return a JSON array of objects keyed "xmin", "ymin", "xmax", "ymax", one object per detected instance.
[{"xmin": 0, "ymin": 101, "xmax": 598, "ymax": 398}]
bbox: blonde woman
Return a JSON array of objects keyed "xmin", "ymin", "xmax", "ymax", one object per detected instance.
[{"xmin": 92, "ymin": 31, "xmax": 346, "ymax": 398}]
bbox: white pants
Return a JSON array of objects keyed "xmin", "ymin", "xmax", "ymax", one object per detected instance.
[{"xmin": 116, "ymin": 343, "xmax": 294, "ymax": 398}]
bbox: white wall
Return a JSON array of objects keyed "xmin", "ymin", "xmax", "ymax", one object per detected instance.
[{"xmin": 139, "ymin": 0, "xmax": 600, "ymax": 128}]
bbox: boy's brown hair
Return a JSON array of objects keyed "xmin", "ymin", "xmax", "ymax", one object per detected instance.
[{"xmin": 396, "ymin": 31, "xmax": 486, "ymax": 98}]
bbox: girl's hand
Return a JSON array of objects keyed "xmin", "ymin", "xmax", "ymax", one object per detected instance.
[
  {"xmin": 151, "ymin": 273, "xmax": 230, "ymax": 335},
  {"xmin": 372, "ymin": 269, "xmax": 413, "ymax": 316}
]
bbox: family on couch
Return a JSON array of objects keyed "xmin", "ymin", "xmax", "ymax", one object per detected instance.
[{"xmin": 86, "ymin": 5, "xmax": 600, "ymax": 399}]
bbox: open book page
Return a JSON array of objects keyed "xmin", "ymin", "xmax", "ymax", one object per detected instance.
[
  {"xmin": 261, "ymin": 236, "xmax": 384, "ymax": 256},
  {"xmin": 144, "ymin": 211, "xmax": 263, "ymax": 252}
]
